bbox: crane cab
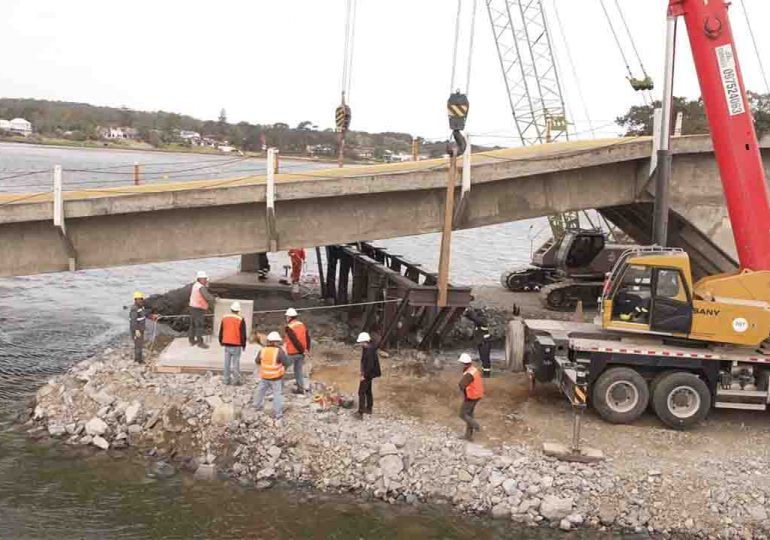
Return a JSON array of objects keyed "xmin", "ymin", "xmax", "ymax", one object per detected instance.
[{"xmin": 600, "ymin": 248, "xmax": 770, "ymax": 347}]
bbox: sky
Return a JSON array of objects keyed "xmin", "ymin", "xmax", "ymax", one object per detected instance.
[{"xmin": 1, "ymin": 0, "xmax": 769, "ymax": 147}]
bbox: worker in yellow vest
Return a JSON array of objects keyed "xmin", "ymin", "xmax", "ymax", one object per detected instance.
[
  {"xmin": 458, "ymin": 353, "xmax": 484, "ymax": 441},
  {"xmin": 218, "ymin": 301, "xmax": 247, "ymax": 385},
  {"xmin": 253, "ymin": 332, "xmax": 288, "ymax": 419}
]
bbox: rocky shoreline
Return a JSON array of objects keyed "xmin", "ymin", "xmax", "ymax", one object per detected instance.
[{"xmin": 23, "ymin": 340, "xmax": 770, "ymax": 539}]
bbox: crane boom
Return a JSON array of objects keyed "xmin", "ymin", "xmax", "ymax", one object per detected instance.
[{"xmin": 670, "ymin": 0, "xmax": 770, "ymax": 270}]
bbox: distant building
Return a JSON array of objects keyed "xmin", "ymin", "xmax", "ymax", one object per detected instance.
[
  {"xmin": 0, "ymin": 119, "xmax": 10, "ymax": 132},
  {"xmin": 382, "ymin": 151, "xmax": 412, "ymax": 163},
  {"xmin": 179, "ymin": 130, "xmax": 201, "ymax": 143},
  {"xmin": 355, "ymin": 146, "xmax": 375, "ymax": 159},
  {"xmin": 307, "ymin": 144, "xmax": 335, "ymax": 156},
  {"xmin": 9, "ymin": 118, "xmax": 32, "ymax": 136},
  {"xmin": 98, "ymin": 126, "xmax": 135, "ymax": 140}
]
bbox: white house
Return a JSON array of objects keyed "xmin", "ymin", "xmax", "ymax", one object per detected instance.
[
  {"xmin": 0, "ymin": 119, "xmax": 10, "ymax": 132},
  {"xmin": 179, "ymin": 130, "xmax": 201, "ymax": 142},
  {"xmin": 9, "ymin": 118, "xmax": 32, "ymax": 136}
]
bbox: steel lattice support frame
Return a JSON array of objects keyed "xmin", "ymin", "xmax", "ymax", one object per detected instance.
[{"xmin": 486, "ymin": 0, "xmax": 569, "ymax": 145}]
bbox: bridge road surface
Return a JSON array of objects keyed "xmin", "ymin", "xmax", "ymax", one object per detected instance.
[{"xmin": 1, "ymin": 135, "xmax": 768, "ymax": 277}]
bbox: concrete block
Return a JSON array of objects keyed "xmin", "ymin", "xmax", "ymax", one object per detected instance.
[
  {"xmin": 212, "ymin": 298, "xmax": 254, "ymax": 340},
  {"xmin": 542, "ymin": 441, "xmax": 604, "ymax": 463}
]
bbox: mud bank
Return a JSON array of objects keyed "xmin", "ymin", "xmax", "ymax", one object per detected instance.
[{"xmin": 23, "ymin": 334, "xmax": 770, "ymax": 539}]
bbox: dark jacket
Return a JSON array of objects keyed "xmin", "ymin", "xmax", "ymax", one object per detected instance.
[
  {"xmin": 360, "ymin": 345, "xmax": 381, "ymax": 380},
  {"xmin": 129, "ymin": 304, "xmax": 152, "ymax": 333}
]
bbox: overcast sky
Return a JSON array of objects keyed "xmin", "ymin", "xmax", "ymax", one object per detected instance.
[{"xmin": 2, "ymin": 1, "xmax": 769, "ymax": 146}]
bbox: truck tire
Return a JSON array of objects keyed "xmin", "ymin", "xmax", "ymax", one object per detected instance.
[
  {"xmin": 592, "ymin": 367, "xmax": 649, "ymax": 424},
  {"xmin": 505, "ymin": 319, "xmax": 525, "ymax": 373},
  {"xmin": 651, "ymin": 371, "xmax": 711, "ymax": 430}
]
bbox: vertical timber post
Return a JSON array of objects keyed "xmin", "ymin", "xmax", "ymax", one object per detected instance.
[
  {"xmin": 53, "ymin": 165, "xmax": 77, "ymax": 271},
  {"xmin": 412, "ymin": 137, "xmax": 419, "ymax": 161},
  {"xmin": 133, "ymin": 162, "xmax": 140, "ymax": 186},
  {"xmin": 437, "ymin": 152, "xmax": 458, "ymax": 307},
  {"xmin": 266, "ymin": 148, "xmax": 278, "ymax": 252},
  {"xmin": 315, "ymin": 247, "xmax": 327, "ymax": 298}
]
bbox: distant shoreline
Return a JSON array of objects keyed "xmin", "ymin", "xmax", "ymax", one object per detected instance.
[{"xmin": 0, "ymin": 135, "xmax": 346, "ymax": 164}]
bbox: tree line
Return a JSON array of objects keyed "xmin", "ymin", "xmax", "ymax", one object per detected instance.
[{"xmin": 0, "ymin": 98, "xmax": 454, "ymax": 158}]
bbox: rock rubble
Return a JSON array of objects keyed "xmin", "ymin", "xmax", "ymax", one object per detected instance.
[{"xmin": 24, "ymin": 346, "xmax": 770, "ymax": 539}]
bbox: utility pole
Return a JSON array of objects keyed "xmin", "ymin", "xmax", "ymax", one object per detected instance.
[{"xmin": 412, "ymin": 137, "xmax": 419, "ymax": 161}]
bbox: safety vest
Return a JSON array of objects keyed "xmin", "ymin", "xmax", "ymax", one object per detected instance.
[
  {"xmin": 189, "ymin": 282, "xmax": 209, "ymax": 310},
  {"xmin": 284, "ymin": 320, "xmax": 308, "ymax": 355},
  {"xmin": 465, "ymin": 366, "xmax": 484, "ymax": 400},
  {"xmin": 259, "ymin": 347, "xmax": 285, "ymax": 380},
  {"xmin": 221, "ymin": 314, "xmax": 243, "ymax": 346}
]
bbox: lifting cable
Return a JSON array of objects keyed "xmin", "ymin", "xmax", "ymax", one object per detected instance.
[
  {"xmin": 599, "ymin": 0, "xmax": 652, "ymax": 104},
  {"xmin": 336, "ymin": 0, "xmax": 356, "ymax": 167},
  {"xmin": 447, "ymin": 0, "xmax": 474, "ymax": 156},
  {"xmin": 739, "ymin": 0, "xmax": 770, "ymax": 95}
]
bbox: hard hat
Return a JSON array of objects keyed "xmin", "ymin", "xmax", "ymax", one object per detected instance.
[
  {"xmin": 196, "ymin": 270, "xmax": 208, "ymax": 279},
  {"xmin": 267, "ymin": 331, "xmax": 282, "ymax": 342},
  {"xmin": 458, "ymin": 353, "xmax": 473, "ymax": 364},
  {"xmin": 133, "ymin": 291, "xmax": 145, "ymax": 300},
  {"xmin": 285, "ymin": 307, "xmax": 298, "ymax": 317},
  {"xmin": 230, "ymin": 301, "xmax": 241, "ymax": 312},
  {"xmin": 357, "ymin": 332, "xmax": 371, "ymax": 343}
]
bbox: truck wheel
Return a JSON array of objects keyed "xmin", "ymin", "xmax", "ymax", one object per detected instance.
[
  {"xmin": 651, "ymin": 371, "xmax": 711, "ymax": 430},
  {"xmin": 592, "ymin": 367, "xmax": 649, "ymax": 424},
  {"xmin": 505, "ymin": 319, "xmax": 525, "ymax": 373}
]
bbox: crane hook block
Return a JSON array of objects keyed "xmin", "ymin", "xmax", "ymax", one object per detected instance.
[
  {"xmin": 336, "ymin": 104, "xmax": 352, "ymax": 132},
  {"xmin": 628, "ymin": 76, "xmax": 654, "ymax": 92},
  {"xmin": 447, "ymin": 91, "xmax": 469, "ymax": 131}
]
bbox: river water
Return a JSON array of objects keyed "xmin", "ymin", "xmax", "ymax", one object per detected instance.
[{"xmin": 0, "ymin": 143, "xmax": 558, "ymax": 538}]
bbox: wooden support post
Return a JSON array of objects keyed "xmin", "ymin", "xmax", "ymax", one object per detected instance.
[
  {"xmin": 274, "ymin": 150, "xmax": 280, "ymax": 174},
  {"xmin": 52, "ymin": 165, "xmax": 77, "ymax": 271},
  {"xmin": 325, "ymin": 246, "xmax": 338, "ymax": 300},
  {"xmin": 338, "ymin": 253, "xmax": 351, "ymax": 304},
  {"xmin": 133, "ymin": 162, "xmax": 140, "ymax": 185},
  {"xmin": 437, "ymin": 153, "xmax": 458, "ymax": 307},
  {"xmin": 412, "ymin": 137, "xmax": 419, "ymax": 161},
  {"xmin": 266, "ymin": 148, "xmax": 278, "ymax": 252},
  {"xmin": 419, "ymin": 307, "xmax": 451, "ymax": 349},
  {"xmin": 315, "ymin": 247, "xmax": 326, "ymax": 298},
  {"xmin": 337, "ymin": 132, "xmax": 345, "ymax": 168},
  {"xmin": 453, "ymin": 134, "xmax": 471, "ymax": 227},
  {"xmin": 380, "ymin": 292, "xmax": 411, "ymax": 349}
]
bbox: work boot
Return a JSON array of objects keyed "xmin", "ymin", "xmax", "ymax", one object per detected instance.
[
  {"xmin": 198, "ymin": 341, "xmax": 209, "ymax": 349},
  {"xmin": 189, "ymin": 337, "xmax": 196, "ymax": 346},
  {"xmin": 353, "ymin": 411, "xmax": 364, "ymax": 420},
  {"xmin": 363, "ymin": 408, "xmax": 372, "ymax": 415},
  {"xmin": 291, "ymin": 387, "xmax": 304, "ymax": 395},
  {"xmin": 464, "ymin": 426, "xmax": 474, "ymax": 441}
]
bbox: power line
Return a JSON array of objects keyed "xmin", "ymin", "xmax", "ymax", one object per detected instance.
[
  {"xmin": 450, "ymin": 0, "xmax": 463, "ymax": 93},
  {"xmin": 740, "ymin": 0, "xmax": 770, "ymax": 95}
]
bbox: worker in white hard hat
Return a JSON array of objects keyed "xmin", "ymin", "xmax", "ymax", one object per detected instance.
[
  {"xmin": 188, "ymin": 271, "xmax": 215, "ymax": 348},
  {"xmin": 129, "ymin": 291, "xmax": 155, "ymax": 364},
  {"xmin": 353, "ymin": 331, "xmax": 381, "ymax": 419},
  {"xmin": 284, "ymin": 307, "xmax": 310, "ymax": 394},
  {"xmin": 253, "ymin": 331, "xmax": 288, "ymax": 419},
  {"xmin": 218, "ymin": 301, "xmax": 247, "ymax": 385},
  {"xmin": 458, "ymin": 352, "xmax": 484, "ymax": 441}
]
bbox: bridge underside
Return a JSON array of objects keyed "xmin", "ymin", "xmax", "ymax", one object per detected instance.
[{"xmin": 0, "ymin": 135, "xmax": 765, "ymax": 278}]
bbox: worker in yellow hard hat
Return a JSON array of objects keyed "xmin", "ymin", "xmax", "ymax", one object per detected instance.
[{"xmin": 129, "ymin": 291, "xmax": 155, "ymax": 364}]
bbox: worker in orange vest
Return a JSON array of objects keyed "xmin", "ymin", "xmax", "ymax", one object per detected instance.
[
  {"xmin": 189, "ymin": 271, "xmax": 215, "ymax": 348},
  {"xmin": 288, "ymin": 248, "xmax": 305, "ymax": 285},
  {"xmin": 284, "ymin": 308, "xmax": 310, "ymax": 394},
  {"xmin": 458, "ymin": 353, "xmax": 484, "ymax": 441},
  {"xmin": 253, "ymin": 332, "xmax": 288, "ymax": 419},
  {"xmin": 218, "ymin": 301, "xmax": 247, "ymax": 385}
]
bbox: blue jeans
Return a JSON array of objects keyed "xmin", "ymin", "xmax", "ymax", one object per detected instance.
[
  {"xmin": 253, "ymin": 378, "xmax": 284, "ymax": 418},
  {"xmin": 287, "ymin": 354, "xmax": 305, "ymax": 390},
  {"xmin": 223, "ymin": 346, "xmax": 242, "ymax": 385}
]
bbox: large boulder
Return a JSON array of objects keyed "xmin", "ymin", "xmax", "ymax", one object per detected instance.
[
  {"xmin": 539, "ymin": 495, "xmax": 574, "ymax": 521},
  {"xmin": 85, "ymin": 417, "xmax": 108, "ymax": 436},
  {"xmin": 211, "ymin": 404, "xmax": 237, "ymax": 426},
  {"xmin": 125, "ymin": 402, "xmax": 142, "ymax": 425},
  {"xmin": 162, "ymin": 405, "xmax": 186, "ymax": 432},
  {"xmin": 379, "ymin": 455, "xmax": 404, "ymax": 478}
]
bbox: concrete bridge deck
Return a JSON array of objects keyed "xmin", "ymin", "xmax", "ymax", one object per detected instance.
[{"xmin": 0, "ymin": 135, "xmax": 766, "ymax": 277}]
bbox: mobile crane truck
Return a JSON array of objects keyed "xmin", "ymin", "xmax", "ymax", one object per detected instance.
[{"xmin": 511, "ymin": 0, "xmax": 770, "ymax": 430}]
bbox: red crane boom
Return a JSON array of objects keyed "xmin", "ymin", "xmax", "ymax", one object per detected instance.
[{"xmin": 670, "ymin": 0, "xmax": 770, "ymax": 270}]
